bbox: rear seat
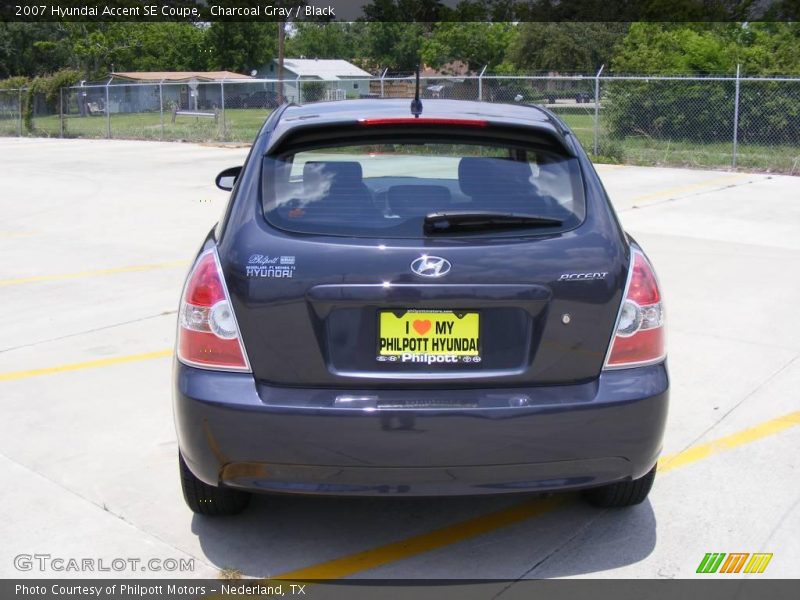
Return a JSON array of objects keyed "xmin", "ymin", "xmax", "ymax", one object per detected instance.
[
  {"xmin": 458, "ymin": 157, "xmax": 542, "ymax": 213},
  {"xmin": 387, "ymin": 185, "xmax": 452, "ymax": 218}
]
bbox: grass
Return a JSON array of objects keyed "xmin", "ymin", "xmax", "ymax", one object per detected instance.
[
  {"xmin": 599, "ymin": 136, "xmax": 800, "ymax": 173},
  {"xmin": 0, "ymin": 119, "xmax": 19, "ymax": 136},
  {"xmin": 19, "ymin": 108, "xmax": 273, "ymax": 143},
  {"xmin": 3, "ymin": 108, "xmax": 799, "ymax": 174},
  {"xmin": 555, "ymin": 111, "xmax": 799, "ymax": 173}
]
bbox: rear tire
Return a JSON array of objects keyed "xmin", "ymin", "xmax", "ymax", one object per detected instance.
[
  {"xmin": 583, "ymin": 464, "xmax": 656, "ymax": 508},
  {"xmin": 179, "ymin": 453, "xmax": 250, "ymax": 516}
]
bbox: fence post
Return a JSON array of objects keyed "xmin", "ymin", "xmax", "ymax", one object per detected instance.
[
  {"xmin": 732, "ymin": 64, "xmax": 741, "ymax": 169},
  {"xmin": 593, "ymin": 64, "xmax": 604, "ymax": 156},
  {"xmin": 105, "ymin": 79, "xmax": 111, "ymax": 139},
  {"xmin": 159, "ymin": 79, "xmax": 164, "ymax": 140},
  {"xmin": 296, "ymin": 75, "xmax": 302, "ymax": 103},
  {"xmin": 18, "ymin": 88, "xmax": 23, "ymax": 137},
  {"xmin": 380, "ymin": 68, "xmax": 387, "ymax": 98},
  {"xmin": 478, "ymin": 65, "xmax": 487, "ymax": 101},
  {"xmin": 59, "ymin": 87, "xmax": 64, "ymax": 138},
  {"xmin": 220, "ymin": 79, "xmax": 226, "ymax": 141}
]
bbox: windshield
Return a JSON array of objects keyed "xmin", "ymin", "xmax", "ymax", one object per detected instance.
[{"xmin": 261, "ymin": 140, "xmax": 585, "ymax": 238}]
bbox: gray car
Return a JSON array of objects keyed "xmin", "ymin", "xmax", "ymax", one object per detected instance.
[{"xmin": 173, "ymin": 98, "xmax": 668, "ymax": 515}]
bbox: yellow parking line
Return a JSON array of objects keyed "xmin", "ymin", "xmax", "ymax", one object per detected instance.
[
  {"xmin": 3, "ymin": 340, "xmax": 799, "ymax": 580},
  {"xmin": 658, "ymin": 411, "xmax": 800, "ymax": 473},
  {"xmin": 0, "ymin": 349, "xmax": 172, "ymax": 382},
  {"xmin": 276, "ymin": 497, "xmax": 563, "ymax": 580},
  {"xmin": 275, "ymin": 410, "xmax": 800, "ymax": 580},
  {"xmin": 631, "ymin": 173, "xmax": 751, "ymax": 206},
  {"xmin": 0, "ymin": 260, "xmax": 188, "ymax": 287}
]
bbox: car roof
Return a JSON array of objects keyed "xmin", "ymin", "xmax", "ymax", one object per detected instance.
[{"xmin": 264, "ymin": 99, "xmax": 570, "ymax": 152}]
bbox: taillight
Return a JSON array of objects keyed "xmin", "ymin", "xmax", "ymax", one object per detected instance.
[
  {"xmin": 604, "ymin": 249, "xmax": 666, "ymax": 369},
  {"xmin": 176, "ymin": 249, "xmax": 250, "ymax": 372},
  {"xmin": 358, "ymin": 117, "xmax": 488, "ymax": 127}
]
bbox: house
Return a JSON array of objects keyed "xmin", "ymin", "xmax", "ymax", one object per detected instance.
[
  {"xmin": 259, "ymin": 59, "xmax": 373, "ymax": 102},
  {"xmin": 371, "ymin": 62, "xmax": 475, "ymax": 100},
  {"xmin": 420, "ymin": 61, "xmax": 471, "ymax": 78},
  {"xmin": 98, "ymin": 71, "xmax": 256, "ymax": 113}
]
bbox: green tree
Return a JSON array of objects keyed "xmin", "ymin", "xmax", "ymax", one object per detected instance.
[
  {"xmin": 286, "ymin": 22, "xmax": 366, "ymax": 63},
  {"xmin": 361, "ymin": 22, "xmax": 427, "ymax": 72},
  {"xmin": 67, "ymin": 23, "xmax": 141, "ymax": 78},
  {"xmin": 611, "ymin": 23, "xmax": 735, "ymax": 74},
  {"xmin": 606, "ymin": 23, "xmax": 800, "ymax": 144},
  {"xmin": 128, "ymin": 23, "xmax": 209, "ymax": 72},
  {"xmin": 359, "ymin": 0, "xmax": 447, "ymax": 71},
  {"xmin": 205, "ymin": 22, "xmax": 278, "ymax": 74},
  {"xmin": 744, "ymin": 22, "xmax": 800, "ymax": 76},
  {"xmin": 0, "ymin": 23, "xmax": 72, "ymax": 78},
  {"xmin": 66, "ymin": 23, "xmax": 210, "ymax": 78},
  {"xmin": 421, "ymin": 23, "xmax": 517, "ymax": 72},
  {"xmin": 507, "ymin": 23, "xmax": 629, "ymax": 74},
  {"xmin": 610, "ymin": 22, "xmax": 800, "ymax": 76}
]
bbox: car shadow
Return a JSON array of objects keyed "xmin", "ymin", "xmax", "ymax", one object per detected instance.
[
  {"xmin": 523, "ymin": 497, "xmax": 658, "ymax": 578},
  {"xmin": 191, "ymin": 492, "xmax": 657, "ymax": 578}
]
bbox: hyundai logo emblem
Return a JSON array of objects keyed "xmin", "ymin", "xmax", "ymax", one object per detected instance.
[{"xmin": 411, "ymin": 256, "xmax": 451, "ymax": 278}]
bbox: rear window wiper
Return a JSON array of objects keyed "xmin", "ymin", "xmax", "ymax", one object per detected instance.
[{"xmin": 423, "ymin": 211, "xmax": 563, "ymax": 234}]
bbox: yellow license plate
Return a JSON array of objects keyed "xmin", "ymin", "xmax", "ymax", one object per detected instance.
[{"xmin": 378, "ymin": 310, "xmax": 480, "ymax": 363}]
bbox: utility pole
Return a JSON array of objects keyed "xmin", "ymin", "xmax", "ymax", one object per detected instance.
[{"xmin": 277, "ymin": 20, "xmax": 285, "ymax": 102}]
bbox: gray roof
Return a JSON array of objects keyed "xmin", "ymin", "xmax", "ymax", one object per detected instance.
[{"xmin": 277, "ymin": 59, "xmax": 371, "ymax": 79}]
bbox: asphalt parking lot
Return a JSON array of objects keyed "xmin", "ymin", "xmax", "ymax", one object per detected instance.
[{"xmin": 1, "ymin": 137, "xmax": 799, "ymax": 580}]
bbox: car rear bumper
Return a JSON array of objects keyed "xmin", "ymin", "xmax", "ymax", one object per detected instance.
[{"xmin": 173, "ymin": 361, "xmax": 669, "ymax": 496}]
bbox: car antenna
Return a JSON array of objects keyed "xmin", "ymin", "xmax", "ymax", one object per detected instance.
[{"xmin": 410, "ymin": 64, "xmax": 422, "ymax": 118}]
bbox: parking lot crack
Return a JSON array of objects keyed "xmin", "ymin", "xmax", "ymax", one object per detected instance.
[
  {"xmin": 757, "ymin": 490, "xmax": 800, "ymax": 551},
  {"xmin": 491, "ymin": 510, "xmax": 607, "ymax": 595},
  {"xmin": 670, "ymin": 352, "xmax": 800, "ymax": 458}
]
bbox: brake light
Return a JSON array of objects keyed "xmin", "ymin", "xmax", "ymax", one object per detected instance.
[
  {"xmin": 176, "ymin": 249, "xmax": 250, "ymax": 372},
  {"xmin": 604, "ymin": 249, "xmax": 665, "ymax": 369},
  {"xmin": 359, "ymin": 117, "xmax": 488, "ymax": 127}
]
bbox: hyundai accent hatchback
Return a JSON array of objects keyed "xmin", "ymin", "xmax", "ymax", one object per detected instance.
[{"xmin": 174, "ymin": 99, "xmax": 668, "ymax": 515}]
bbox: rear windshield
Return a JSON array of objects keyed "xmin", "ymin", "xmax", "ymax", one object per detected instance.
[{"xmin": 261, "ymin": 139, "xmax": 585, "ymax": 238}]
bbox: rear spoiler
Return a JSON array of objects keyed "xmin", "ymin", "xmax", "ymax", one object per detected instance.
[{"xmin": 264, "ymin": 119, "xmax": 576, "ymax": 158}]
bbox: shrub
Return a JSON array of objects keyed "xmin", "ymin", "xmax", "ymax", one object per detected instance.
[
  {"xmin": 592, "ymin": 139, "xmax": 625, "ymax": 163},
  {"xmin": 301, "ymin": 81, "xmax": 327, "ymax": 103},
  {"xmin": 0, "ymin": 76, "xmax": 30, "ymax": 90},
  {"xmin": 23, "ymin": 68, "xmax": 82, "ymax": 132},
  {"xmin": 604, "ymin": 77, "xmax": 800, "ymax": 146},
  {"xmin": 604, "ymin": 79, "xmax": 734, "ymax": 143}
]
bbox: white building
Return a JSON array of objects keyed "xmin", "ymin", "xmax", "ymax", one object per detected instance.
[{"xmin": 259, "ymin": 59, "xmax": 373, "ymax": 103}]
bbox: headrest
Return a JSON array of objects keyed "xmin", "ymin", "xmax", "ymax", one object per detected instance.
[
  {"xmin": 458, "ymin": 157, "xmax": 534, "ymax": 198},
  {"xmin": 387, "ymin": 185, "xmax": 451, "ymax": 217},
  {"xmin": 303, "ymin": 161, "xmax": 363, "ymax": 184}
]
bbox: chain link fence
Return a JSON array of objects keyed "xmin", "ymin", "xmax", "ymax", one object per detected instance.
[
  {"xmin": 2, "ymin": 73, "xmax": 799, "ymax": 173},
  {"xmin": 0, "ymin": 88, "xmax": 22, "ymax": 136}
]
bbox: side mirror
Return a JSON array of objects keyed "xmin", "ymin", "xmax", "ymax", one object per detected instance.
[{"xmin": 216, "ymin": 166, "xmax": 242, "ymax": 191}]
